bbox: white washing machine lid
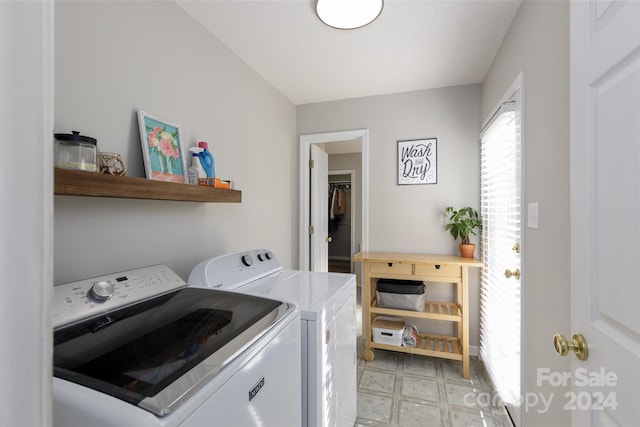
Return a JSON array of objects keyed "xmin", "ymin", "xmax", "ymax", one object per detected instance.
[
  {"xmin": 53, "ymin": 287, "xmax": 295, "ymax": 416},
  {"xmin": 238, "ymin": 270, "xmax": 355, "ymax": 322}
]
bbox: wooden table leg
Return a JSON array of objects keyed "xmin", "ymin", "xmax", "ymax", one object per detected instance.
[
  {"xmin": 461, "ymin": 266, "xmax": 470, "ymax": 378},
  {"xmin": 362, "ymin": 265, "xmax": 375, "ymax": 361}
]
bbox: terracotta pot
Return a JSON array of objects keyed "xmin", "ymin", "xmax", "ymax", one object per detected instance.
[{"xmin": 459, "ymin": 243, "xmax": 476, "ymax": 258}]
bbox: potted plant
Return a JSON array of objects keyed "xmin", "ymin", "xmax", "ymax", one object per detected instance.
[{"xmin": 443, "ymin": 206, "xmax": 482, "ymax": 258}]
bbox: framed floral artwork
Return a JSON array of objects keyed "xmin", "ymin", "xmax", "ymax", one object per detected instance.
[{"xmin": 137, "ymin": 110, "xmax": 188, "ymax": 183}]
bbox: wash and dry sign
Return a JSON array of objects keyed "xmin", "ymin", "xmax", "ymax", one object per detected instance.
[{"xmin": 397, "ymin": 138, "xmax": 437, "ymax": 185}]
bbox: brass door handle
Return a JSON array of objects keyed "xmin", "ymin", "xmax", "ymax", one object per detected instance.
[
  {"xmin": 326, "ymin": 236, "xmax": 332, "ymax": 243},
  {"xmin": 504, "ymin": 268, "xmax": 520, "ymax": 280},
  {"xmin": 553, "ymin": 333, "xmax": 588, "ymax": 361}
]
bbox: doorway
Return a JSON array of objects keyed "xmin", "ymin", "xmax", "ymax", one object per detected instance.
[
  {"xmin": 299, "ymin": 130, "xmax": 369, "ymax": 273},
  {"xmin": 299, "ymin": 129, "xmax": 369, "ymax": 277},
  {"xmin": 328, "ymin": 170, "xmax": 355, "ymax": 273}
]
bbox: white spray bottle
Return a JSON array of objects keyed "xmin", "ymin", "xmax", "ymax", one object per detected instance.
[{"xmin": 187, "ymin": 147, "xmax": 207, "ymax": 184}]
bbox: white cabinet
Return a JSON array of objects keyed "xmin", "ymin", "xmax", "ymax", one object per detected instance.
[{"xmin": 307, "ymin": 289, "xmax": 356, "ymax": 426}]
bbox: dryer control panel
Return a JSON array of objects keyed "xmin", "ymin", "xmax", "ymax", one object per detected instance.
[
  {"xmin": 53, "ymin": 264, "xmax": 186, "ymax": 329},
  {"xmin": 189, "ymin": 248, "xmax": 282, "ymax": 290}
]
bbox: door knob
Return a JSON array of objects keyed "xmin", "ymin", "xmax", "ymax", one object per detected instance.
[
  {"xmin": 504, "ymin": 268, "xmax": 520, "ymax": 280},
  {"xmin": 553, "ymin": 333, "xmax": 588, "ymax": 361},
  {"xmin": 326, "ymin": 236, "xmax": 332, "ymax": 243}
]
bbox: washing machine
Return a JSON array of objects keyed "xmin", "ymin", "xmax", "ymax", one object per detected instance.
[
  {"xmin": 52, "ymin": 264, "xmax": 301, "ymax": 427},
  {"xmin": 189, "ymin": 249, "xmax": 357, "ymax": 427}
]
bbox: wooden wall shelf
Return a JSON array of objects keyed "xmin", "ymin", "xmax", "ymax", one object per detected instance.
[{"xmin": 54, "ymin": 168, "xmax": 241, "ymax": 203}]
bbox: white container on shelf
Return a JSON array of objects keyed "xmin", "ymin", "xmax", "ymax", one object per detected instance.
[{"xmin": 372, "ymin": 316, "xmax": 405, "ymax": 346}]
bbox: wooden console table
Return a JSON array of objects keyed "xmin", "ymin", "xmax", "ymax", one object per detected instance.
[{"xmin": 353, "ymin": 251, "xmax": 481, "ymax": 378}]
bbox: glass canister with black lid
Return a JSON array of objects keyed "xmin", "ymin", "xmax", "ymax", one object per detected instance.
[{"xmin": 54, "ymin": 131, "xmax": 98, "ymax": 172}]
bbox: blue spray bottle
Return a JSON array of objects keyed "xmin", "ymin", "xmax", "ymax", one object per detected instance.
[{"xmin": 197, "ymin": 141, "xmax": 215, "ymax": 178}]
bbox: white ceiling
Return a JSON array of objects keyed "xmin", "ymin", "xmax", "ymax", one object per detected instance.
[{"xmin": 177, "ymin": 0, "xmax": 521, "ymax": 105}]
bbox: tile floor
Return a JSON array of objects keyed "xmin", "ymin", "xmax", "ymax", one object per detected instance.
[{"xmin": 355, "ymin": 340, "xmax": 514, "ymax": 427}]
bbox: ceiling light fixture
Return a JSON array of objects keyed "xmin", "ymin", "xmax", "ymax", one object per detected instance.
[{"xmin": 316, "ymin": 0, "xmax": 384, "ymax": 30}]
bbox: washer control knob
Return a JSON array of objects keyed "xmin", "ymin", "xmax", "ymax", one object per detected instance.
[
  {"xmin": 89, "ymin": 281, "xmax": 115, "ymax": 302},
  {"xmin": 241, "ymin": 254, "xmax": 254, "ymax": 267},
  {"xmin": 264, "ymin": 251, "xmax": 273, "ymax": 260},
  {"xmin": 257, "ymin": 253, "xmax": 265, "ymax": 262}
]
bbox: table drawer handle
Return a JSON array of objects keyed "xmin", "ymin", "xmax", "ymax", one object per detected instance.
[
  {"xmin": 388, "ymin": 262, "xmax": 393, "ymax": 267},
  {"xmin": 435, "ymin": 264, "xmax": 441, "ymax": 270}
]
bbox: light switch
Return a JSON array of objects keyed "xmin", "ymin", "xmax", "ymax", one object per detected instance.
[{"xmin": 528, "ymin": 202, "xmax": 539, "ymax": 229}]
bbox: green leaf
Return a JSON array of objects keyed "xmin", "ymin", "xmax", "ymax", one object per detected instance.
[{"xmin": 442, "ymin": 206, "xmax": 482, "ymax": 244}]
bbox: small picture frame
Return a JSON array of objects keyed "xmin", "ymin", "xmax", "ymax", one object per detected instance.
[
  {"xmin": 137, "ymin": 110, "xmax": 188, "ymax": 183},
  {"xmin": 397, "ymin": 138, "xmax": 438, "ymax": 185}
]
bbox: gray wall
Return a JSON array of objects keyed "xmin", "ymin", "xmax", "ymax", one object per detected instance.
[
  {"xmin": 482, "ymin": 1, "xmax": 570, "ymax": 425},
  {"xmin": 297, "ymin": 85, "xmax": 483, "ymax": 347},
  {"xmin": 54, "ymin": 1, "xmax": 297, "ymax": 284}
]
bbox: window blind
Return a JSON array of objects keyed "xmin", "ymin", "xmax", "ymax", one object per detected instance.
[{"xmin": 479, "ymin": 100, "xmax": 522, "ymax": 407}]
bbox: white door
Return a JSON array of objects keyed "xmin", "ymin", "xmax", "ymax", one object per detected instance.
[
  {"xmin": 479, "ymin": 88, "xmax": 522, "ymax": 426},
  {"xmin": 570, "ymin": 1, "xmax": 640, "ymax": 426},
  {"xmin": 310, "ymin": 144, "xmax": 329, "ymax": 272}
]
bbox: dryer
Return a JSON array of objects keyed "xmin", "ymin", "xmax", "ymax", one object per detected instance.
[{"xmin": 189, "ymin": 249, "xmax": 357, "ymax": 427}]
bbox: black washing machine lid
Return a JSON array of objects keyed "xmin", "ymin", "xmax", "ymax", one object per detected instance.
[{"xmin": 54, "ymin": 287, "xmax": 292, "ymax": 416}]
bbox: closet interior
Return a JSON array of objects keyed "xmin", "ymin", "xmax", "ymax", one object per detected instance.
[{"xmin": 328, "ymin": 173, "xmax": 352, "ymax": 273}]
